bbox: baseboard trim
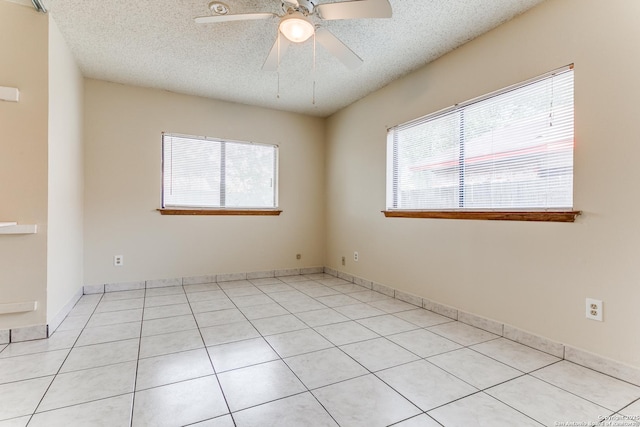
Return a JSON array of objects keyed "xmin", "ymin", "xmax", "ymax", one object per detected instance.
[
  {"xmin": 84, "ymin": 267, "xmax": 326, "ymax": 294},
  {"xmin": 49, "ymin": 287, "xmax": 83, "ymax": 334},
  {"xmin": 0, "ymin": 287, "xmax": 83, "ymax": 344},
  {"xmin": 11, "ymin": 324, "xmax": 48, "ymax": 342},
  {"xmin": 9, "ymin": 265, "xmax": 635, "ymax": 387},
  {"xmin": 323, "ymin": 267, "xmax": 640, "ymax": 387}
]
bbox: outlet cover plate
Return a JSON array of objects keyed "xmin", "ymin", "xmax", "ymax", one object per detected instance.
[
  {"xmin": 585, "ymin": 298, "xmax": 603, "ymax": 321},
  {"xmin": 114, "ymin": 255, "xmax": 124, "ymax": 267}
]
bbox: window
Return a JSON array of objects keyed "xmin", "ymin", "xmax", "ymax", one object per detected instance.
[
  {"xmin": 162, "ymin": 133, "xmax": 278, "ymax": 210},
  {"xmin": 386, "ymin": 66, "xmax": 575, "ymax": 219}
]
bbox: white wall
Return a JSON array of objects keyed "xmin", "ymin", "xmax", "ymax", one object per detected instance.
[
  {"xmin": 0, "ymin": 1, "xmax": 49, "ymax": 329},
  {"xmin": 83, "ymin": 80, "xmax": 325, "ymax": 285},
  {"xmin": 325, "ymin": 0, "xmax": 640, "ymax": 368},
  {"xmin": 47, "ymin": 16, "xmax": 84, "ymax": 325}
]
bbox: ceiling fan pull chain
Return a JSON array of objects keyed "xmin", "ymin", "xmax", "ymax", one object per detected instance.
[
  {"xmin": 312, "ymin": 31, "xmax": 316, "ymax": 105},
  {"xmin": 277, "ymin": 32, "xmax": 281, "ymax": 99}
]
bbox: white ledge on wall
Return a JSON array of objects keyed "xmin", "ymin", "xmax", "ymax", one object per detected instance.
[
  {"xmin": 0, "ymin": 301, "xmax": 37, "ymax": 315},
  {"xmin": 0, "ymin": 222, "xmax": 37, "ymax": 234},
  {"xmin": 0, "ymin": 86, "xmax": 20, "ymax": 103}
]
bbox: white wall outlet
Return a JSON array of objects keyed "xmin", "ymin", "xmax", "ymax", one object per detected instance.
[
  {"xmin": 114, "ymin": 255, "xmax": 124, "ymax": 267},
  {"xmin": 354, "ymin": 251, "xmax": 359, "ymax": 262},
  {"xmin": 296, "ymin": 253, "xmax": 301, "ymax": 260},
  {"xmin": 586, "ymin": 298, "xmax": 603, "ymax": 321},
  {"xmin": 341, "ymin": 256, "xmax": 346, "ymax": 266}
]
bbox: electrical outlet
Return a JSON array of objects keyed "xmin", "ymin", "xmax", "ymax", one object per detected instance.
[
  {"xmin": 341, "ymin": 256, "xmax": 346, "ymax": 266},
  {"xmin": 296, "ymin": 253, "xmax": 301, "ymax": 260},
  {"xmin": 585, "ymin": 298, "xmax": 603, "ymax": 321},
  {"xmin": 354, "ymin": 251, "xmax": 359, "ymax": 262},
  {"xmin": 114, "ymin": 255, "xmax": 124, "ymax": 267}
]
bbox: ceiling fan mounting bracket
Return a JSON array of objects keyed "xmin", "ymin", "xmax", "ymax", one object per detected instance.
[
  {"xmin": 208, "ymin": 1, "xmax": 229, "ymax": 15},
  {"xmin": 282, "ymin": 0, "xmax": 316, "ymax": 16}
]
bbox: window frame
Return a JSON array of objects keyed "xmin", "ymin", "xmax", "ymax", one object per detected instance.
[
  {"xmin": 159, "ymin": 133, "xmax": 281, "ymax": 216},
  {"xmin": 384, "ymin": 65, "xmax": 580, "ymax": 222}
]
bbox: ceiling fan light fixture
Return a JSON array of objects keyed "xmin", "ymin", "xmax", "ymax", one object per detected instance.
[{"xmin": 279, "ymin": 13, "xmax": 315, "ymax": 43}]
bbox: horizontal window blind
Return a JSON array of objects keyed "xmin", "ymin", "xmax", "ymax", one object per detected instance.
[
  {"xmin": 387, "ymin": 66, "xmax": 574, "ymax": 211},
  {"xmin": 162, "ymin": 134, "xmax": 278, "ymax": 209}
]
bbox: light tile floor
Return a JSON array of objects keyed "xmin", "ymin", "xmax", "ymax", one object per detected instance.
[{"xmin": 1, "ymin": 273, "xmax": 639, "ymax": 427}]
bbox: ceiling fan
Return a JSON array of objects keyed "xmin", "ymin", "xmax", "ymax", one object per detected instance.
[{"xmin": 195, "ymin": 0, "xmax": 392, "ymax": 71}]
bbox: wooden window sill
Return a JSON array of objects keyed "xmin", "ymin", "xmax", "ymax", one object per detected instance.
[
  {"xmin": 158, "ymin": 209, "xmax": 282, "ymax": 216},
  {"xmin": 382, "ymin": 210, "xmax": 581, "ymax": 222}
]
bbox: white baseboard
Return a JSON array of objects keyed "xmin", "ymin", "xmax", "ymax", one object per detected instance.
[{"xmin": 324, "ymin": 267, "xmax": 640, "ymax": 387}]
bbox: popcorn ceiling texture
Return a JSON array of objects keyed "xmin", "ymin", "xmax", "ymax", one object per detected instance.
[{"xmin": 45, "ymin": 0, "xmax": 544, "ymax": 117}]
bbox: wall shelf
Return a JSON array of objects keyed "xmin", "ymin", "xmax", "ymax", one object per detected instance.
[{"xmin": 0, "ymin": 222, "xmax": 37, "ymax": 234}]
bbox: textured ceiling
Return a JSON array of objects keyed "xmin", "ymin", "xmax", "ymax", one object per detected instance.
[{"xmin": 44, "ymin": 0, "xmax": 545, "ymax": 117}]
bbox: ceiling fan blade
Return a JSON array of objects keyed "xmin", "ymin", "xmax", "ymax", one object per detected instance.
[
  {"xmin": 262, "ymin": 34, "xmax": 291, "ymax": 71},
  {"xmin": 284, "ymin": 0, "xmax": 300, "ymax": 7},
  {"xmin": 316, "ymin": 0, "xmax": 392, "ymax": 20},
  {"xmin": 315, "ymin": 27, "xmax": 363, "ymax": 70},
  {"xmin": 195, "ymin": 13, "xmax": 276, "ymax": 24}
]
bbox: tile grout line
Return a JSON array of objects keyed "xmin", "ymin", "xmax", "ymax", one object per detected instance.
[
  {"xmin": 26, "ymin": 292, "xmax": 106, "ymax": 425},
  {"xmin": 387, "ymin": 414, "xmax": 445, "ymax": 426},
  {"xmin": 525, "ymin": 360, "xmax": 632, "ymax": 415},
  {"xmin": 463, "ymin": 339, "xmax": 549, "ymax": 374},
  {"xmin": 479, "ymin": 385, "xmax": 558, "ymax": 426},
  {"xmin": 128, "ymin": 284, "xmax": 147, "ymax": 427},
  {"xmin": 189, "ymin": 280, "xmax": 240, "ymax": 427},
  {"xmin": 428, "ymin": 388, "xmax": 543, "ymax": 426}
]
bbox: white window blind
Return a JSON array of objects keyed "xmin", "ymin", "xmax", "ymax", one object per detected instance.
[
  {"xmin": 162, "ymin": 134, "xmax": 278, "ymax": 209},
  {"xmin": 387, "ymin": 66, "xmax": 574, "ymax": 211}
]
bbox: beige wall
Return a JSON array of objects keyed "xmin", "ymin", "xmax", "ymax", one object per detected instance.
[
  {"xmin": 0, "ymin": 2, "xmax": 49, "ymax": 328},
  {"xmin": 83, "ymin": 80, "xmax": 325, "ymax": 285},
  {"xmin": 325, "ymin": 0, "xmax": 640, "ymax": 368},
  {"xmin": 47, "ymin": 17, "xmax": 84, "ymax": 324},
  {"xmin": 3, "ymin": 0, "xmax": 638, "ymax": 372}
]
